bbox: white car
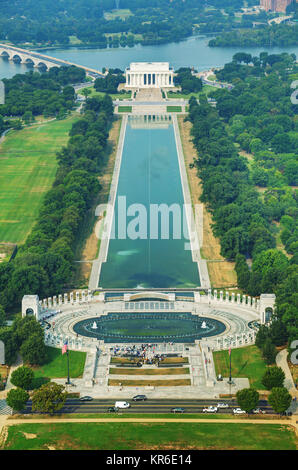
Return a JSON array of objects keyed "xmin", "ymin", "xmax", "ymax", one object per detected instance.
[
  {"xmin": 233, "ymin": 408, "xmax": 246, "ymax": 415},
  {"xmin": 217, "ymin": 403, "xmax": 229, "ymax": 408},
  {"xmin": 252, "ymin": 408, "xmax": 266, "ymax": 414},
  {"xmin": 115, "ymin": 401, "xmax": 130, "ymax": 409},
  {"xmin": 203, "ymin": 406, "xmax": 218, "ymax": 413}
]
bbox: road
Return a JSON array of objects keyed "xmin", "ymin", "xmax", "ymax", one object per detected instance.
[{"xmin": 22, "ymin": 398, "xmax": 275, "ymax": 415}]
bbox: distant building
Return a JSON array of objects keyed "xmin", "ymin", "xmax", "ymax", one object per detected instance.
[
  {"xmin": 125, "ymin": 62, "xmax": 175, "ymax": 88},
  {"xmin": 260, "ymin": 0, "xmax": 295, "ymax": 13}
]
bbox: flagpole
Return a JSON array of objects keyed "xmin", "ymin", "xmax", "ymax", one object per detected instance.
[
  {"xmin": 66, "ymin": 349, "xmax": 70, "ymax": 385},
  {"xmin": 227, "ymin": 345, "xmax": 232, "ymax": 390}
]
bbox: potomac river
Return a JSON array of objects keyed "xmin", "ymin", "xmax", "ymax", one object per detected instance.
[{"xmin": 1, "ymin": 35, "xmax": 298, "ymax": 78}]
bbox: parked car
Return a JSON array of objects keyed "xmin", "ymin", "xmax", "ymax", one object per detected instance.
[
  {"xmin": 107, "ymin": 407, "xmax": 119, "ymax": 413},
  {"xmin": 115, "ymin": 401, "xmax": 130, "ymax": 409},
  {"xmin": 171, "ymin": 407, "xmax": 185, "ymax": 413},
  {"xmin": 203, "ymin": 406, "xmax": 218, "ymax": 413},
  {"xmin": 233, "ymin": 408, "xmax": 246, "ymax": 414},
  {"xmin": 79, "ymin": 396, "xmax": 93, "ymax": 401},
  {"xmin": 133, "ymin": 395, "xmax": 147, "ymax": 401},
  {"xmin": 217, "ymin": 403, "xmax": 229, "ymax": 408},
  {"xmin": 252, "ymin": 408, "xmax": 266, "ymax": 414}
]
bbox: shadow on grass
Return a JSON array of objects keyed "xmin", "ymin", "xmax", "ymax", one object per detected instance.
[{"xmin": 29, "ymin": 376, "xmax": 50, "ymax": 390}]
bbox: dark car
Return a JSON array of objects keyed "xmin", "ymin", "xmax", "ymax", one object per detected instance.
[
  {"xmin": 79, "ymin": 396, "xmax": 93, "ymax": 401},
  {"xmin": 171, "ymin": 407, "xmax": 185, "ymax": 413},
  {"xmin": 133, "ymin": 395, "xmax": 147, "ymax": 401},
  {"xmin": 107, "ymin": 407, "xmax": 119, "ymax": 413}
]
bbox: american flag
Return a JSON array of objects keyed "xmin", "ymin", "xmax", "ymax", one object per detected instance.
[{"xmin": 62, "ymin": 340, "xmax": 68, "ymax": 355}]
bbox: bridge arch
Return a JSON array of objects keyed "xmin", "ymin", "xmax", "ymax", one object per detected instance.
[
  {"xmin": 36, "ymin": 61, "xmax": 48, "ymax": 70},
  {"xmin": 12, "ymin": 54, "xmax": 22, "ymax": 62},
  {"xmin": 0, "ymin": 50, "xmax": 10, "ymax": 58},
  {"xmin": 24, "ymin": 57, "xmax": 34, "ymax": 66}
]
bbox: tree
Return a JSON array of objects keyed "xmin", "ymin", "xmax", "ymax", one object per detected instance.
[
  {"xmin": 262, "ymin": 367, "xmax": 285, "ymax": 390},
  {"xmin": 236, "ymin": 388, "xmax": 259, "ymax": 413},
  {"xmin": 255, "ymin": 325, "xmax": 271, "ymax": 349},
  {"xmin": 262, "ymin": 338, "xmax": 277, "ymax": 365},
  {"xmin": 20, "ymin": 333, "xmax": 47, "ymax": 366},
  {"xmin": 268, "ymin": 387, "xmax": 292, "ymax": 414},
  {"xmin": 269, "ymin": 320, "xmax": 289, "ymax": 347},
  {"xmin": 10, "ymin": 366, "xmax": 34, "ymax": 390},
  {"xmin": 6, "ymin": 388, "xmax": 29, "ymax": 412},
  {"xmin": 0, "ymin": 304, "xmax": 5, "ymax": 327},
  {"xmin": 81, "ymin": 88, "xmax": 91, "ymax": 99},
  {"xmin": 32, "ymin": 382, "xmax": 67, "ymax": 414}
]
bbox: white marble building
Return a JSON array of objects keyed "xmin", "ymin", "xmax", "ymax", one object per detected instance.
[{"xmin": 125, "ymin": 62, "xmax": 175, "ymax": 88}]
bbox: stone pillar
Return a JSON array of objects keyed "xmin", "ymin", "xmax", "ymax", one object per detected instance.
[
  {"xmin": 76, "ymin": 291, "xmax": 80, "ymax": 303},
  {"xmin": 214, "ymin": 290, "xmax": 217, "ymax": 301},
  {"xmin": 64, "ymin": 293, "xmax": 68, "ymax": 304},
  {"xmin": 42, "ymin": 299, "xmax": 47, "ymax": 309},
  {"xmin": 82, "ymin": 291, "xmax": 86, "ymax": 302},
  {"xmin": 237, "ymin": 293, "xmax": 241, "ymax": 304},
  {"xmin": 48, "ymin": 297, "xmax": 52, "ymax": 308},
  {"xmin": 70, "ymin": 292, "xmax": 74, "ymax": 304},
  {"xmin": 231, "ymin": 292, "xmax": 235, "ymax": 303},
  {"xmin": 58, "ymin": 294, "xmax": 62, "ymax": 305},
  {"xmin": 247, "ymin": 296, "xmax": 251, "ymax": 307},
  {"xmin": 88, "ymin": 290, "xmax": 92, "ymax": 302},
  {"xmin": 22, "ymin": 295, "xmax": 42, "ymax": 320},
  {"xmin": 208, "ymin": 288, "xmax": 212, "ymax": 301},
  {"xmin": 53, "ymin": 296, "xmax": 57, "ymax": 307},
  {"xmin": 220, "ymin": 291, "xmax": 223, "ymax": 302}
]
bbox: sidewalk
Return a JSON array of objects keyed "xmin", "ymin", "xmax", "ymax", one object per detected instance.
[{"xmin": 276, "ymin": 348, "xmax": 298, "ymax": 414}]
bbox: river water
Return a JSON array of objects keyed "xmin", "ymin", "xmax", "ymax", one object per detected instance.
[{"xmin": 1, "ymin": 36, "xmax": 298, "ymax": 79}]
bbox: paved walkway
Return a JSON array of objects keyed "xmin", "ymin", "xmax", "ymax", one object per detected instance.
[
  {"xmin": 276, "ymin": 348, "xmax": 298, "ymax": 415},
  {"xmin": 276, "ymin": 348, "xmax": 297, "ymax": 396}
]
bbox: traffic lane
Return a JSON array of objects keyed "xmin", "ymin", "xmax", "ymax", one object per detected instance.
[
  {"xmin": 24, "ymin": 398, "xmax": 271, "ymax": 405},
  {"xmin": 23, "ymin": 403, "xmax": 274, "ymax": 414}
]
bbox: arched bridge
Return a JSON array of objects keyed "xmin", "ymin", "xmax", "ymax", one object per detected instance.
[{"xmin": 0, "ymin": 43, "xmax": 104, "ymax": 77}]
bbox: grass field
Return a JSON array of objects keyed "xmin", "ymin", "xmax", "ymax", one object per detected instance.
[
  {"xmin": 32, "ymin": 346, "xmax": 86, "ymax": 382},
  {"xmin": 108, "ymin": 379, "xmax": 191, "ymax": 386},
  {"xmin": 2, "ymin": 422, "xmax": 296, "ymax": 450},
  {"xmin": 118, "ymin": 106, "xmax": 132, "ymax": 113},
  {"xmin": 166, "ymin": 106, "xmax": 182, "ymax": 113},
  {"xmin": 104, "ymin": 9, "xmax": 133, "ymax": 21},
  {"xmin": 109, "ymin": 367, "xmax": 190, "ymax": 375},
  {"xmin": 167, "ymin": 85, "xmax": 215, "ymax": 100},
  {"xmin": 0, "ymin": 116, "xmax": 78, "ymax": 243},
  {"xmin": 213, "ymin": 345, "xmax": 267, "ymax": 390},
  {"xmin": 77, "ymin": 87, "xmax": 131, "ymax": 100}
]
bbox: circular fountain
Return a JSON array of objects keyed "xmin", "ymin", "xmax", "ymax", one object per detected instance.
[{"xmin": 73, "ymin": 312, "xmax": 226, "ymax": 343}]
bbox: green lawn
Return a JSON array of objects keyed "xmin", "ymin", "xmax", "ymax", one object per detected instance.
[
  {"xmin": 32, "ymin": 346, "xmax": 86, "ymax": 381},
  {"xmin": 213, "ymin": 345, "xmax": 267, "ymax": 390},
  {"xmin": 166, "ymin": 106, "xmax": 182, "ymax": 113},
  {"xmin": 118, "ymin": 106, "xmax": 132, "ymax": 113},
  {"xmin": 0, "ymin": 116, "xmax": 78, "ymax": 243},
  {"xmin": 167, "ymin": 85, "xmax": 215, "ymax": 100},
  {"xmin": 104, "ymin": 9, "xmax": 133, "ymax": 21},
  {"xmin": 3, "ymin": 422, "xmax": 296, "ymax": 450},
  {"xmin": 77, "ymin": 87, "xmax": 131, "ymax": 100}
]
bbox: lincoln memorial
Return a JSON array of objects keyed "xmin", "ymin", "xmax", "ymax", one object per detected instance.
[{"xmin": 125, "ymin": 62, "xmax": 175, "ymax": 88}]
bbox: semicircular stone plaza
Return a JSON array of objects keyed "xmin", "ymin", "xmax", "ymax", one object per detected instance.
[{"xmin": 21, "ymin": 289, "xmax": 275, "ymax": 399}]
